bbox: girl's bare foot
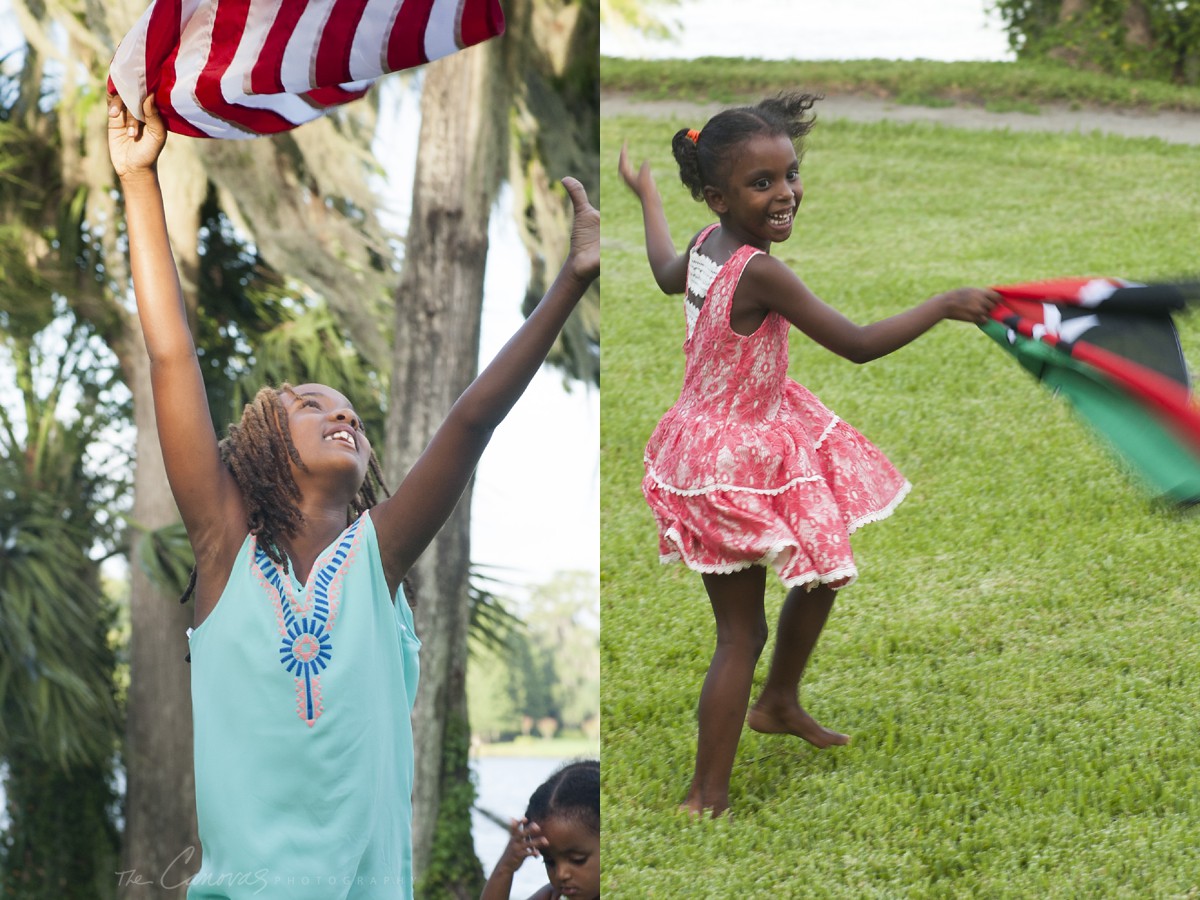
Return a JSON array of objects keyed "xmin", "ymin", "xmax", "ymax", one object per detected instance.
[
  {"xmin": 746, "ymin": 701, "xmax": 849, "ymax": 748},
  {"xmin": 679, "ymin": 799, "xmax": 729, "ymax": 819}
]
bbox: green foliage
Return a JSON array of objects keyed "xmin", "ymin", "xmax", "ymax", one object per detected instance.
[
  {"xmin": 601, "ymin": 55, "xmax": 1200, "ymax": 111},
  {"xmin": 510, "ymin": 0, "xmax": 601, "ymax": 389},
  {"xmin": 415, "ymin": 713, "xmax": 484, "ymax": 900},
  {"xmin": 992, "ymin": 0, "xmax": 1200, "ymax": 84},
  {"xmin": 0, "ymin": 304, "xmax": 124, "ymax": 768},
  {"xmin": 603, "ymin": 103, "xmax": 1200, "ymax": 896},
  {"xmin": 0, "ymin": 300, "xmax": 123, "ymax": 895},
  {"xmin": 468, "ymin": 644, "xmax": 525, "ymax": 742},
  {"xmin": 527, "ymin": 572, "xmax": 600, "ymax": 732},
  {"xmin": 467, "ymin": 567, "xmax": 524, "ymax": 657},
  {"xmin": 134, "ymin": 520, "xmax": 195, "ymax": 599},
  {"xmin": 468, "ymin": 572, "xmax": 599, "ymax": 743},
  {"xmin": 1, "ymin": 747, "xmax": 118, "ymax": 900},
  {"xmin": 599, "ymin": 0, "xmax": 680, "ymax": 38}
]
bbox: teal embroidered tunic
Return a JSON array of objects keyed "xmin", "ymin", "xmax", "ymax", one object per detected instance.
[{"xmin": 187, "ymin": 511, "xmax": 421, "ymax": 899}]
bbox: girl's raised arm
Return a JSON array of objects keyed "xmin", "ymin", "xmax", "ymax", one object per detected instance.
[
  {"xmin": 371, "ymin": 178, "xmax": 599, "ymax": 590},
  {"xmin": 109, "ymin": 97, "xmax": 243, "ymax": 548},
  {"xmin": 618, "ymin": 142, "xmax": 689, "ymax": 295}
]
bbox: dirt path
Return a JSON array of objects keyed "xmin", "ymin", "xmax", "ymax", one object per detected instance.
[{"xmin": 602, "ymin": 91, "xmax": 1200, "ymax": 145}]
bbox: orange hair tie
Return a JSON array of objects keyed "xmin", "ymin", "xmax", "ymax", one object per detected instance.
[{"xmin": 686, "ymin": 128, "xmax": 701, "ymax": 144}]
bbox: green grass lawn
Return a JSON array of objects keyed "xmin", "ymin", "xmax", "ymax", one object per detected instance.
[
  {"xmin": 601, "ymin": 105, "xmax": 1200, "ymax": 897},
  {"xmin": 601, "ymin": 56, "xmax": 1200, "ymax": 112}
]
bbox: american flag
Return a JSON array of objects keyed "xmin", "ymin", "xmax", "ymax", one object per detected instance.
[{"xmin": 108, "ymin": 0, "xmax": 505, "ymax": 139}]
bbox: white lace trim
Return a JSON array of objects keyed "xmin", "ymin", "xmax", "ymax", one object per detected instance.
[
  {"xmin": 782, "ymin": 566, "xmax": 859, "ymax": 590},
  {"xmin": 688, "ymin": 249, "xmax": 720, "ymax": 299},
  {"xmin": 659, "ymin": 531, "xmax": 860, "ymax": 589},
  {"xmin": 656, "ymin": 480, "xmax": 913, "ymax": 587},
  {"xmin": 645, "ymin": 461, "xmax": 822, "ymax": 497},
  {"xmin": 814, "ymin": 415, "xmax": 842, "ymax": 450},
  {"xmin": 847, "ymin": 479, "xmax": 912, "ymax": 534},
  {"xmin": 685, "ymin": 300, "xmax": 700, "ymax": 339}
]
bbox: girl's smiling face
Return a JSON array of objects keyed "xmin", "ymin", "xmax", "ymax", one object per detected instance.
[
  {"xmin": 537, "ymin": 814, "xmax": 599, "ymax": 899},
  {"xmin": 281, "ymin": 383, "xmax": 372, "ymax": 488},
  {"xmin": 704, "ymin": 132, "xmax": 803, "ymax": 251}
]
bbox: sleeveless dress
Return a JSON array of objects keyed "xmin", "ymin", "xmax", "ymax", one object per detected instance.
[
  {"xmin": 643, "ymin": 225, "xmax": 911, "ymax": 589},
  {"xmin": 187, "ymin": 510, "xmax": 421, "ymax": 899}
]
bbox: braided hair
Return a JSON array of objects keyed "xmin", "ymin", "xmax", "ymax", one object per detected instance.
[
  {"xmin": 180, "ymin": 383, "xmax": 388, "ymax": 604},
  {"xmin": 525, "ymin": 759, "xmax": 600, "ymax": 835},
  {"xmin": 672, "ymin": 92, "xmax": 821, "ymax": 202}
]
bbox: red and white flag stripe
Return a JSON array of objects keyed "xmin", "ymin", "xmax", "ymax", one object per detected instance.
[{"xmin": 108, "ymin": 0, "xmax": 505, "ymax": 139}]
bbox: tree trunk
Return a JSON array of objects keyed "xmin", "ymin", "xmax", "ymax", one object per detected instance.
[
  {"xmin": 1122, "ymin": 0, "xmax": 1153, "ymax": 50},
  {"xmin": 113, "ymin": 350, "xmax": 199, "ymax": 898},
  {"xmin": 1047, "ymin": 0, "xmax": 1091, "ymax": 64},
  {"xmin": 383, "ymin": 42, "xmax": 505, "ymax": 899}
]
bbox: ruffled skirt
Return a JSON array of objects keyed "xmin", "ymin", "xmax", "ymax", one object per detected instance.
[{"xmin": 643, "ymin": 381, "xmax": 909, "ymax": 589}]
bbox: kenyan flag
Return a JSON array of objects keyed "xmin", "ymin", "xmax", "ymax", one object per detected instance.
[{"xmin": 982, "ymin": 277, "xmax": 1200, "ymax": 506}]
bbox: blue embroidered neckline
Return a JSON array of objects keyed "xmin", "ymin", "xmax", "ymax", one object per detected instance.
[{"xmin": 253, "ymin": 516, "xmax": 364, "ymax": 726}]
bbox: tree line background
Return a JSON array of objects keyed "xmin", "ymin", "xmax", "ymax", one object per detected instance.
[
  {"xmin": 992, "ymin": 0, "xmax": 1200, "ymax": 84},
  {"xmin": 469, "ymin": 570, "xmax": 600, "ymax": 746}
]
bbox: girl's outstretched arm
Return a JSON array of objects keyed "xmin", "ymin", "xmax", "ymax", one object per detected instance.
[
  {"xmin": 109, "ymin": 97, "xmax": 244, "ymax": 590},
  {"xmin": 618, "ymin": 142, "xmax": 690, "ymax": 294},
  {"xmin": 741, "ymin": 255, "xmax": 999, "ymax": 364},
  {"xmin": 372, "ymin": 178, "xmax": 599, "ymax": 589}
]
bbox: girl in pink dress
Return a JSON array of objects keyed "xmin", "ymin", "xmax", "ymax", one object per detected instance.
[{"xmin": 618, "ymin": 93, "xmax": 999, "ymax": 817}]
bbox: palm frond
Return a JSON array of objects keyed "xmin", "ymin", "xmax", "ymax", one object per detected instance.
[
  {"xmin": 132, "ymin": 520, "xmax": 195, "ymax": 599},
  {"xmin": 467, "ymin": 565, "xmax": 524, "ymax": 657},
  {"xmin": 0, "ymin": 306, "xmax": 124, "ymax": 769}
]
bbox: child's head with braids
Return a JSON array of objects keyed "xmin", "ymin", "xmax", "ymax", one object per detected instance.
[
  {"xmin": 221, "ymin": 383, "xmax": 388, "ymax": 565},
  {"xmin": 525, "ymin": 759, "xmax": 600, "ymax": 899},
  {"xmin": 182, "ymin": 382, "xmax": 388, "ymax": 605}
]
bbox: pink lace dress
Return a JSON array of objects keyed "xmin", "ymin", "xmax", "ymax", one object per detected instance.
[{"xmin": 643, "ymin": 225, "xmax": 911, "ymax": 589}]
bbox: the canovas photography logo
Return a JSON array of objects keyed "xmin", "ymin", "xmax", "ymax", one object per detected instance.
[
  {"xmin": 115, "ymin": 847, "xmax": 269, "ymax": 894},
  {"xmin": 116, "ymin": 851, "xmax": 408, "ymax": 893}
]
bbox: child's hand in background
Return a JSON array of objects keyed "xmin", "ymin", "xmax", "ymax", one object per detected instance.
[
  {"xmin": 618, "ymin": 141, "xmax": 658, "ymax": 201},
  {"xmin": 494, "ymin": 817, "xmax": 549, "ymax": 877},
  {"xmin": 108, "ymin": 95, "xmax": 167, "ymax": 181},
  {"xmin": 563, "ymin": 176, "xmax": 599, "ymax": 284},
  {"xmin": 938, "ymin": 287, "xmax": 1001, "ymax": 325}
]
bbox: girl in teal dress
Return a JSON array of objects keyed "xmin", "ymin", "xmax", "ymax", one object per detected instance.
[{"xmin": 108, "ymin": 94, "xmax": 598, "ymax": 900}]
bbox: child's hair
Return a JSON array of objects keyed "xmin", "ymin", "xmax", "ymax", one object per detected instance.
[
  {"xmin": 525, "ymin": 759, "xmax": 600, "ymax": 835},
  {"xmin": 671, "ymin": 92, "xmax": 822, "ymax": 202},
  {"xmin": 222, "ymin": 383, "xmax": 388, "ymax": 567},
  {"xmin": 179, "ymin": 383, "xmax": 388, "ymax": 605}
]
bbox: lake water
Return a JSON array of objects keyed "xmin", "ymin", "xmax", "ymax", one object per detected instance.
[
  {"xmin": 472, "ymin": 755, "xmax": 574, "ymax": 898},
  {"xmin": 601, "ymin": 0, "xmax": 1013, "ymax": 63}
]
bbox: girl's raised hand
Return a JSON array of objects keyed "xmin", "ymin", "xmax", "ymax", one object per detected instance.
[
  {"xmin": 618, "ymin": 141, "xmax": 657, "ymax": 200},
  {"xmin": 108, "ymin": 94, "xmax": 167, "ymax": 181},
  {"xmin": 563, "ymin": 176, "xmax": 599, "ymax": 284},
  {"xmin": 937, "ymin": 287, "xmax": 1001, "ymax": 325},
  {"xmin": 495, "ymin": 818, "xmax": 548, "ymax": 875}
]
